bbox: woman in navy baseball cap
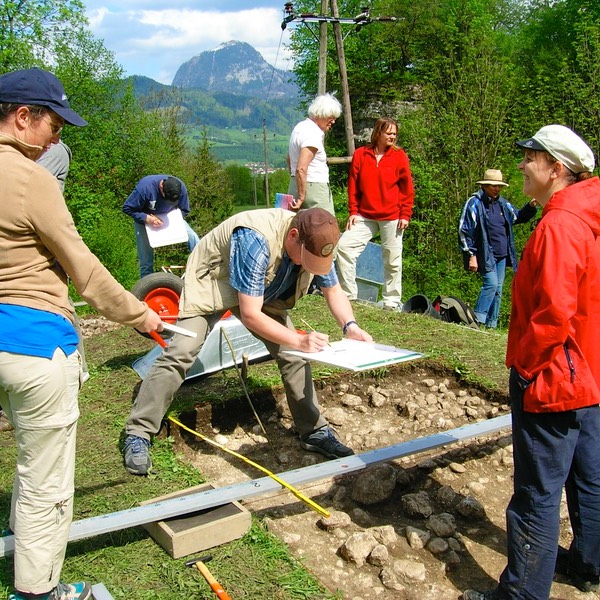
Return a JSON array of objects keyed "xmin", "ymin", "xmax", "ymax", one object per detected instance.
[
  {"xmin": 0, "ymin": 68, "xmax": 162, "ymax": 600},
  {"xmin": 0, "ymin": 67, "xmax": 87, "ymax": 127},
  {"xmin": 0, "ymin": 67, "xmax": 87, "ymax": 162}
]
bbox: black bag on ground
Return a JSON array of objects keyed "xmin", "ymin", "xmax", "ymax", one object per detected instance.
[
  {"xmin": 432, "ymin": 295, "xmax": 479, "ymax": 329},
  {"xmin": 402, "ymin": 294, "xmax": 441, "ymax": 319}
]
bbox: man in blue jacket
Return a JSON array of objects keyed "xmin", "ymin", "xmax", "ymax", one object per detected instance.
[
  {"xmin": 122, "ymin": 175, "xmax": 200, "ymax": 278},
  {"xmin": 458, "ymin": 169, "xmax": 537, "ymax": 328}
]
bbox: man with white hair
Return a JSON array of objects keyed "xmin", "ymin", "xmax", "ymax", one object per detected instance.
[{"xmin": 287, "ymin": 93, "xmax": 342, "ymax": 215}]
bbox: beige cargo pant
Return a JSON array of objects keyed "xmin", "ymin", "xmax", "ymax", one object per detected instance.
[
  {"xmin": 336, "ymin": 216, "xmax": 404, "ymax": 308},
  {"xmin": 0, "ymin": 348, "xmax": 81, "ymax": 595}
]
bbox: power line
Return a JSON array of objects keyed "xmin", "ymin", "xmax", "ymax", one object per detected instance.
[{"xmin": 281, "ymin": 2, "xmax": 398, "ymax": 41}]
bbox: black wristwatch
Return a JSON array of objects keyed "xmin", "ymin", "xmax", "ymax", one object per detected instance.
[{"xmin": 342, "ymin": 320, "xmax": 357, "ymax": 335}]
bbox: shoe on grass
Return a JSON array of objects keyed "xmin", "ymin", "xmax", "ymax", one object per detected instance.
[
  {"xmin": 555, "ymin": 546, "xmax": 600, "ymax": 592},
  {"xmin": 300, "ymin": 426, "xmax": 354, "ymax": 459},
  {"xmin": 9, "ymin": 581, "xmax": 91, "ymax": 600},
  {"xmin": 123, "ymin": 434, "xmax": 151, "ymax": 475}
]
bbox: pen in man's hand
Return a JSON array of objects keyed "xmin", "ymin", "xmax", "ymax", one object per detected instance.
[{"xmin": 300, "ymin": 319, "xmax": 332, "ymax": 347}]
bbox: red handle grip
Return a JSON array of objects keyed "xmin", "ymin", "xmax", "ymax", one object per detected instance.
[{"xmin": 149, "ymin": 330, "xmax": 168, "ymax": 348}]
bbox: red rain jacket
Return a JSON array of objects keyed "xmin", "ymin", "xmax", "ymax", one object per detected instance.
[{"xmin": 506, "ymin": 177, "xmax": 600, "ymax": 412}]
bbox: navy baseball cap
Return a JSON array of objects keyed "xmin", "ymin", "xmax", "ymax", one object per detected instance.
[
  {"xmin": 162, "ymin": 177, "xmax": 182, "ymax": 204},
  {"xmin": 0, "ymin": 68, "xmax": 87, "ymax": 127}
]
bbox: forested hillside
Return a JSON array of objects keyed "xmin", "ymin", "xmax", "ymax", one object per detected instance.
[
  {"xmin": 128, "ymin": 75, "xmax": 301, "ymax": 165},
  {"xmin": 1, "ymin": 0, "xmax": 598, "ymax": 326},
  {"xmin": 288, "ymin": 0, "xmax": 600, "ymax": 324}
]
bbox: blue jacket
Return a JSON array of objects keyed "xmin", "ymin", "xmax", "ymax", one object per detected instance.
[
  {"xmin": 458, "ymin": 189, "xmax": 536, "ymax": 274},
  {"xmin": 122, "ymin": 174, "xmax": 190, "ymax": 225}
]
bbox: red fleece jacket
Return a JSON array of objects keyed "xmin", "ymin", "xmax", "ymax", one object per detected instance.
[{"xmin": 347, "ymin": 145, "xmax": 414, "ymax": 222}]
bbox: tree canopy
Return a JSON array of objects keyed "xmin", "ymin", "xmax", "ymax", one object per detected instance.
[{"xmin": 0, "ymin": 0, "xmax": 234, "ymax": 290}]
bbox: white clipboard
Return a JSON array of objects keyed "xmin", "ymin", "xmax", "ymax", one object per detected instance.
[
  {"xmin": 283, "ymin": 339, "xmax": 423, "ymax": 372},
  {"xmin": 145, "ymin": 209, "xmax": 188, "ymax": 248}
]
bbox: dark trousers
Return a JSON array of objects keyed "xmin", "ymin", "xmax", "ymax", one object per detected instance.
[{"xmin": 496, "ymin": 368, "xmax": 600, "ymax": 599}]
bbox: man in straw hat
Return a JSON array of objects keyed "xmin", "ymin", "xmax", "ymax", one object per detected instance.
[
  {"xmin": 122, "ymin": 207, "xmax": 374, "ymax": 476},
  {"xmin": 463, "ymin": 127, "xmax": 600, "ymax": 599},
  {"xmin": 458, "ymin": 168, "xmax": 538, "ymax": 328}
]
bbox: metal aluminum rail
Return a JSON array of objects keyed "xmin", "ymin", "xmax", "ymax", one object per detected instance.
[{"xmin": 0, "ymin": 414, "xmax": 511, "ymax": 556}]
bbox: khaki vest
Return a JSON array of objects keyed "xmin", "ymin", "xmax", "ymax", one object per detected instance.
[{"xmin": 179, "ymin": 209, "xmax": 313, "ymax": 317}]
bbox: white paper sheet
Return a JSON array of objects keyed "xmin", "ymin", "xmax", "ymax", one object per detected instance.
[
  {"xmin": 145, "ymin": 208, "xmax": 189, "ymax": 248},
  {"xmin": 283, "ymin": 339, "xmax": 423, "ymax": 371}
]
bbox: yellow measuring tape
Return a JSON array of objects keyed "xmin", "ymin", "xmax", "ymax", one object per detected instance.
[{"xmin": 168, "ymin": 415, "xmax": 330, "ymax": 518}]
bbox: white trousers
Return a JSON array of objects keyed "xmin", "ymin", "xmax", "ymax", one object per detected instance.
[
  {"xmin": 336, "ymin": 216, "xmax": 404, "ymax": 307},
  {"xmin": 0, "ymin": 348, "xmax": 81, "ymax": 594}
]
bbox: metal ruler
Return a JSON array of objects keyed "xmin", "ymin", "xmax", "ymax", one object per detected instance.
[{"xmin": 0, "ymin": 414, "xmax": 511, "ymax": 557}]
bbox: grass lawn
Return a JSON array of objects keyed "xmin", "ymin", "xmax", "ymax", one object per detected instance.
[{"xmin": 0, "ymin": 296, "xmax": 510, "ymax": 599}]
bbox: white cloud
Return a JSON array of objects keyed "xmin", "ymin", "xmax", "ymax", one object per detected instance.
[{"xmin": 85, "ymin": 4, "xmax": 294, "ymax": 84}]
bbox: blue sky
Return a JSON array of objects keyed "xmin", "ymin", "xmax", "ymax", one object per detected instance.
[{"xmin": 84, "ymin": 1, "xmax": 296, "ymax": 84}]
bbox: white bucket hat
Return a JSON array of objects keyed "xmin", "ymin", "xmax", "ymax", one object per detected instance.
[{"xmin": 477, "ymin": 169, "xmax": 509, "ymax": 187}]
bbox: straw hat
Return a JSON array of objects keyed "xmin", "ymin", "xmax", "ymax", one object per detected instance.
[{"xmin": 477, "ymin": 169, "xmax": 508, "ymax": 187}]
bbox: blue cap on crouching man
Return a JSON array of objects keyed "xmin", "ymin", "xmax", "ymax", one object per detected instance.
[{"xmin": 0, "ymin": 67, "xmax": 87, "ymax": 127}]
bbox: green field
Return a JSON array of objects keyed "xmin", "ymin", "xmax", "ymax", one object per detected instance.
[{"xmin": 185, "ymin": 126, "xmax": 290, "ymax": 167}]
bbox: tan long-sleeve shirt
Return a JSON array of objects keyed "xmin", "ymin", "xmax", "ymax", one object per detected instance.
[{"xmin": 0, "ymin": 134, "xmax": 148, "ymax": 328}]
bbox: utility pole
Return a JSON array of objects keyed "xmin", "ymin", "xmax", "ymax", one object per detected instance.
[
  {"xmin": 262, "ymin": 120, "xmax": 270, "ymax": 207},
  {"xmin": 318, "ymin": 0, "xmax": 328, "ymax": 94},
  {"xmin": 282, "ymin": 3, "xmax": 397, "ymax": 159},
  {"xmin": 330, "ymin": 0, "xmax": 354, "ymax": 155}
]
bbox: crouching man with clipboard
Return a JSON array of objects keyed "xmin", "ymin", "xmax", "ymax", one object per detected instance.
[{"xmin": 122, "ymin": 175, "xmax": 200, "ymax": 278}]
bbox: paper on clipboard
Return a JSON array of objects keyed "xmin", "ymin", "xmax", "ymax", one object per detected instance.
[
  {"xmin": 145, "ymin": 208, "xmax": 189, "ymax": 248},
  {"xmin": 283, "ymin": 339, "xmax": 423, "ymax": 372}
]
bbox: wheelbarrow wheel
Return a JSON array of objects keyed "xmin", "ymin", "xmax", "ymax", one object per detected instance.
[{"xmin": 131, "ymin": 272, "xmax": 183, "ymax": 340}]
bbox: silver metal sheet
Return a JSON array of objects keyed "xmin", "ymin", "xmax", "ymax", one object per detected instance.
[
  {"xmin": 132, "ymin": 314, "xmax": 270, "ymax": 381},
  {"xmin": 91, "ymin": 583, "xmax": 114, "ymax": 600}
]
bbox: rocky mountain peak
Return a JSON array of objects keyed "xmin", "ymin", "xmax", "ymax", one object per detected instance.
[{"xmin": 171, "ymin": 40, "xmax": 297, "ymax": 99}]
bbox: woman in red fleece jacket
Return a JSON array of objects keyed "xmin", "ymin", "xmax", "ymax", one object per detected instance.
[
  {"xmin": 463, "ymin": 125, "xmax": 600, "ymax": 600},
  {"xmin": 335, "ymin": 118, "xmax": 414, "ymax": 310}
]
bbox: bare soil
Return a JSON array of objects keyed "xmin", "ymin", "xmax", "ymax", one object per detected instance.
[
  {"xmin": 80, "ymin": 317, "xmax": 591, "ymax": 600},
  {"xmin": 172, "ymin": 369, "xmax": 590, "ymax": 600}
]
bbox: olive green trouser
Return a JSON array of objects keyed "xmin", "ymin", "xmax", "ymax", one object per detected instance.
[{"xmin": 126, "ymin": 309, "xmax": 327, "ymax": 440}]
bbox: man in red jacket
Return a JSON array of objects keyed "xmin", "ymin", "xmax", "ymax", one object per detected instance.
[
  {"xmin": 463, "ymin": 125, "xmax": 600, "ymax": 600},
  {"xmin": 336, "ymin": 118, "xmax": 414, "ymax": 310}
]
